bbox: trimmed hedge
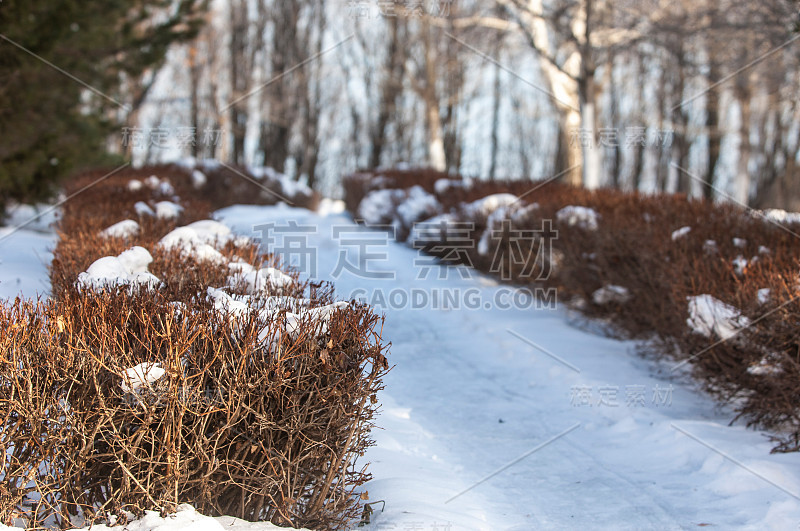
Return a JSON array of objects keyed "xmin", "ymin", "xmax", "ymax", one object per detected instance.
[
  {"xmin": 1, "ymin": 166, "xmax": 386, "ymax": 529},
  {"xmin": 345, "ymin": 168, "xmax": 800, "ymax": 452}
]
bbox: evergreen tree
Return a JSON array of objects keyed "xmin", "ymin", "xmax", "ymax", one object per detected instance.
[{"xmin": 0, "ymin": 0, "xmax": 207, "ymax": 210}]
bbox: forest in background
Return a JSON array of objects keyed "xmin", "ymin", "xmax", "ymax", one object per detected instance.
[{"xmin": 2, "ymin": 1, "xmax": 800, "ymax": 207}]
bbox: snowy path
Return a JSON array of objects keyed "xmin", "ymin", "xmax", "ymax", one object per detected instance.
[{"xmin": 218, "ymin": 204, "xmax": 800, "ymax": 531}]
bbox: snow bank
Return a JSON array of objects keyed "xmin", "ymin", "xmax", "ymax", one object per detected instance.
[
  {"xmin": 78, "ymin": 247, "xmax": 161, "ymax": 291},
  {"xmin": 101, "ymin": 219, "xmax": 139, "ymax": 239},
  {"xmin": 687, "ymin": 294, "xmax": 750, "ymax": 340},
  {"xmin": 556, "ymin": 205, "xmax": 600, "ymax": 231}
]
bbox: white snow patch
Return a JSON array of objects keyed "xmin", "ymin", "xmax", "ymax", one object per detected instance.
[
  {"xmin": 687, "ymin": 294, "xmax": 750, "ymax": 340},
  {"xmin": 671, "ymin": 226, "xmax": 692, "ymax": 241},
  {"xmin": 434, "ymin": 178, "xmax": 468, "ymax": 195},
  {"xmin": 466, "ymin": 193, "xmax": 519, "ymax": 217},
  {"xmin": 101, "ymin": 219, "xmax": 139, "ymax": 239},
  {"xmin": 144, "ymin": 175, "xmax": 161, "ymax": 189},
  {"xmin": 760, "ymin": 209, "xmax": 800, "ymax": 225},
  {"xmin": 118, "ymin": 246, "xmax": 154, "ymax": 274},
  {"xmin": 228, "ymin": 263, "xmax": 294, "ymax": 294},
  {"xmin": 557, "ymin": 206, "xmax": 600, "ymax": 231},
  {"xmin": 316, "ymin": 198, "xmax": 346, "ymax": 216},
  {"xmin": 158, "ymin": 180, "xmax": 175, "ymax": 196},
  {"xmin": 207, "ymin": 287, "xmax": 250, "ymax": 318},
  {"xmin": 78, "ymin": 247, "xmax": 160, "ymax": 291},
  {"xmin": 135, "ymin": 201, "xmax": 155, "ymax": 217},
  {"xmin": 127, "ymin": 179, "xmax": 143, "ymax": 192},
  {"xmin": 357, "ymin": 188, "xmax": 405, "ymax": 225},
  {"xmin": 159, "ymin": 226, "xmax": 226, "ymax": 264},
  {"xmin": 732, "ymin": 256, "xmax": 748, "ymax": 276},
  {"xmin": 408, "ymin": 213, "xmax": 456, "ymax": 243},
  {"xmin": 121, "ymin": 362, "xmax": 166, "ymax": 394},
  {"xmin": 396, "ymin": 186, "xmax": 441, "ymax": 229},
  {"xmin": 185, "ymin": 220, "xmax": 232, "ymax": 244},
  {"xmin": 747, "ymin": 354, "xmax": 783, "ymax": 376},
  {"xmin": 757, "ymin": 288, "xmax": 771, "ymax": 305},
  {"xmin": 733, "ymin": 237, "xmax": 747, "ymax": 248},
  {"xmin": 477, "ymin": 206, "xmax": 512, "ymax": 256},
  {"xmin": 48, "ymin": 504, "xmax": 299, "ymax": 531},
  {"xmin": 191, "ymin": 169, "xmax": 207, "ymax": 188},
  {"xmin": 155, "ymin": 201, "xmax": 184, "ymax": 220},
  {"xmin": 284, "ymin": 301, "xmax": 349, "ymax": 338},
  {"xmin": 592, "ymin": 285, "xmax": 631, "ymax": 305}
]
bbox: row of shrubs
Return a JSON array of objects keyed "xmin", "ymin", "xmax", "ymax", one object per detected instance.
[
  {"xmin": 344, "ymin": 168, "xmax": 800, "ymax": 452},
  {"xmin": 1, "ymin": 163, "xmax": 387, "ymax": 529}
]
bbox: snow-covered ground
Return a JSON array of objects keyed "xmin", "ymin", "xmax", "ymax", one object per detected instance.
[
  {"xmin": 0, "ymin": 203, "xmax": 57, "ymax": 300},
  {"xmin": 3, "ymin": 201, "xmax": 800, "ymax": 530}
]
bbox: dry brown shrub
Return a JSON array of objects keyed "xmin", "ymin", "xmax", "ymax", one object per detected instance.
[
  {"xmin": 0, "ymin": 165, "xmax": 388, "ymax": 529},
  {"xmin": 0, "ymin": 287, "xmax": 388, "ymax": 529}
]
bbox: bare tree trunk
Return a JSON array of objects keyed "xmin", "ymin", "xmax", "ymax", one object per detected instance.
[
  {"xmin": 369, "ymin": 16, "xmax": 405, "ymax": 169},
  {"xmin": 705, "ymin": 62, "xmax": 721, "ymax": 200},
  {"xmin": 188, "ymin": 45, "xmax": 201, "ymax": 159},
  {"xmin": 734, "ymin": 75, "xmax": 752, "ymax": 205},
  {"xmin": 421, "ymin": 21, "xmax": 446, "ymax": 172},
  {"xmin": 301, "ymin": 3, "xmax": 325, "ymax": 190},
  {"xmin": 489, "ymin": 58, "xmax": 501, "ymax": 180},
  {"xmin": 578, "ymin": 0, "xmax": 600, "ymax": 189},
  {"xmin": 228, "ymin": 0, "xmax": 247, "ymax": 165},
  {"xmin": 259, "ymin": 0, "xmax": 300, "ymax": 172}
]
